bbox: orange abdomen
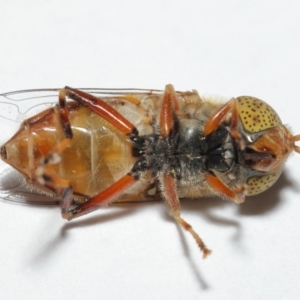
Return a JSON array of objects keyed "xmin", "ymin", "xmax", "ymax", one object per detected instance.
[{"xmin": 2, "ymin": 102, "xmax": 136, "ymax": 199}]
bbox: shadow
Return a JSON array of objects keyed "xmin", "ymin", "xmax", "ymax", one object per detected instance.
[
  {"xmin": 158, "ymin": 170, "xmax": 296, "ymax": 288},
  {"xmin": 178, "ymin": 197, "xmax": 242, "ymax": 241},
  {"xmin": 60, "ymin": 205, "xmax": 140, "ymax": 232},
  {"xmin": 0, "ymin": 162, "xmax": 60, "ymax": 206},
  {"xmin": 28, "ymin": 205, "xmax": 141, "ymax": 266},
  {"xmin": 26, "ymin": 170, "xmax": 296, "ymax": 283},
  {"xmin": 177, "ymin": 170, "xmax": 295, "ymax": 227},
  {"xmin": 174, "ymin": 215, "xmax": 210, "ymax": 290}
]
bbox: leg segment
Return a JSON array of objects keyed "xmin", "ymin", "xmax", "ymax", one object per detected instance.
[
  {"xmin": 159, "ymin": 85, "xmax": 211, "ymax": 257},
  {"xmin": 35, "ymin": 89, "xmax": 75, "ymax": 208},
  {"xmin": 161, "ymin": 173, "xmax": 212, "ymax": 258},
  {"xmin": 160, "ymin": 84, "xmax": 181, "ymax": 137},
  {"xmin": 203, "ymin": 98, "xmax": 241, "ymax": 144},
  {"xmin": 58, "ymin": 88, "xmax": 142, "ymax": 216},
  {"xmin": 62, "ymin": 173, "xmax": 137, "ymax": 220},
  {"xmin": 64, "ymin": 87, "xmax": 138, "ymax": 136},
  {"xmin": 204, "ymin": 173, "xmax": 245, "ymax": 204},
  {"xmin": 56, "ymin": 88, "xmax": 146, "ymax": 218},
  {"xmin": 203, "ymin": 98, "xmax": 247, "ymax": 203},
  {"xmin": 58, "ymin": 89, "xmax": 73, "ymax": 139}
]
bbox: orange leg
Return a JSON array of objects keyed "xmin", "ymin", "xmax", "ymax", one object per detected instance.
[
  {"xmin": 159, "ymin": 85, "xmax": 211, "ymax": 257},
  {"xmin": 58, "ymin": 89, "xmax": 73, "ymax": 139},
  {"xmin": 62, "ymin": 174, "xmax": 137, "ymax": 220},
  {"xmin": 204, "ymin": 173, "xmax": 245, "ymax": 204},
  {"xmin": 34, "ymin": 90, "xmax": 76, "ymax": 212},
  {"xmin": 64, "ymin": 86, "xmax": 138, "ymax": 136},
  {"xmin": 56, "ymin": 88, "xmax": 143, "ymax": 218},
  {"xmin": 57, "ymin": 88, "xmax": 140, "ymax": 216},
  {"xmin": 203, "ymin": 98, "xmax": 247, "ymax": 203},
  {"xmin": 160, "ymin": 84, "xmax": 181, "ymax": 137},
  {"xmin": 203, "ymin": 98, "xmax": 239, "ymax": 140},
  {"xmin": 161, "ymin": 173, "xmax": 211, "ymax": 258},
  {"xmin": 35, "ymin": 90, "xmax": 75, "ymax": 203}
]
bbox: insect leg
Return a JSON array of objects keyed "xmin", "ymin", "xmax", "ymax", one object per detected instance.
[
  {"xmin": 58, "ymin": 87, "xmax": 146, "ymax": 219},
  {"xmin": 62, "ymin": 173, "xmax": 137, "ymax": 220},
  {"xmin": 64, "ymin": 86, "xmax": 138, "ymax": 136},
  {"xmin": 58, "ymin": 89, "xmax": 73, "ymax": 139},
  {"xmin": 203, "ymin": 98, "xmax": 241, "ymax": 145},
  {"xmin": 158, "ymin": 85, "xmax": 211, "ymax": 257},
  {"xmin": 161, "ymin": 173, "xmax": 212, "ymax": 258},
  {"xmin": 202, "ymin": 98, "xmax": 247, "ymax": 203},
  {"xmin": 160, "ymin": 84, "xmax": 182, "ymax": 137},
  {"xmin": 36, "ymin": 90, "xmax": 75, "ymax": 210},
  {"xmin": 204, "ymin": 173, "xmax": 245, "ymax": 203},
  {"xmin": 56, "ymin": 89, "xmax": 76, "ymax": 210}
]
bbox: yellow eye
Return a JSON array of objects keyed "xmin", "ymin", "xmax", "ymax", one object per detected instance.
[
  {"xmin": 236, "ymin": 96, "xmax": 282, "ymax": 133},
  {"xmin": 246, "ymin": 172, "xmax": 282, "ymax": 196}
]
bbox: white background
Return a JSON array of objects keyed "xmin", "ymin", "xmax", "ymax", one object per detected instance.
[{"xmin": 0, "ymin": 1, "xmax": 300, "ymax": 299}]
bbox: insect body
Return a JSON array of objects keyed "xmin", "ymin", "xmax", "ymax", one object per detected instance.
[{"xmin": 1, "ymin": 85, "xmax": 299, "ymax": 258}]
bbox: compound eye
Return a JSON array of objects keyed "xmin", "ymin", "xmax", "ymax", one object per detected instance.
[
  {"xmin": 236, "ymin": 96, "xmax": 282, "ymax": 133},
  {"xmin": 246, "ymin": 171, "xmax": 282, "ymax": 196}
]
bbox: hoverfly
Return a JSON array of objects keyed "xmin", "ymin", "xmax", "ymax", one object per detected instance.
[{"xmin": 0, "ymin": 84, "xmax": 299, "ymax": 258}]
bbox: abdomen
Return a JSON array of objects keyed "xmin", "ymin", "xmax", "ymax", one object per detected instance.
[{"xmin": 2, "ymin": 102, "xmax": 137, "ymax": 199}]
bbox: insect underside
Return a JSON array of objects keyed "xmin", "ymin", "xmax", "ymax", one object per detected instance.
[{"xmin": 1, "ymin": 84, "xmax": 299, "ymax": 258}]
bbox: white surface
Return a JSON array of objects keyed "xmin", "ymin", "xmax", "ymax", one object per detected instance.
[{"xmin": 1, "ymin": 1, "xmax": 300, "ymax": 299}]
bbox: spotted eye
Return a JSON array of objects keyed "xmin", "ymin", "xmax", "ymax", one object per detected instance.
[
  {"xmin": 236, "ymin": 96, "xmax": 282, "ymax": 133},
  {"xmin": 246, "ymin": 172, "xmax": 282, "ymax": 196}
]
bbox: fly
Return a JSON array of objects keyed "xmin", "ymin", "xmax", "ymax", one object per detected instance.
[{"xmin": 0, "ymin": 84, "xmax": 299, "ymax": 258}]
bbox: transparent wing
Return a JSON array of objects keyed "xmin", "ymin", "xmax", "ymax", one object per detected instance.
[{"xmin": 0, "ymin": 88, "xmax": 163, "ymax": 205}]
